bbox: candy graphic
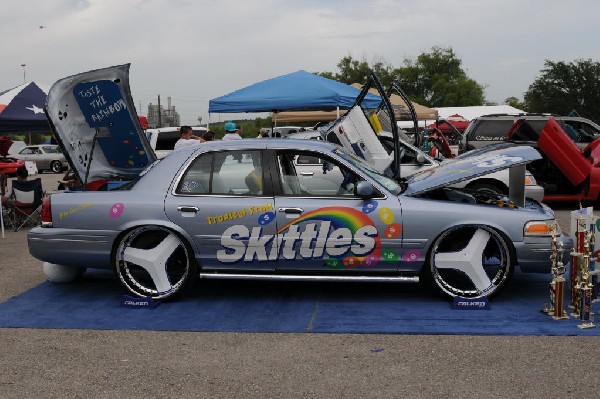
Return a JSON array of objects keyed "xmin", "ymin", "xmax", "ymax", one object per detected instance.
[
  {"xmin": 382, "ymin": 248, "xmax": 397, "ymax": 262},
  {"xmin": 325, "ymin": 258, "xmax": 342, "ymax": 269},
  {"xmin": 379, "ymin": 207, "xmax": 394, "ymax": 224},
  {"xmin": 343, "ymin": 256, "xmax": 361, "ymax": 268},
  {"xmin": 402, "ymin": 249, "xmax": 420, "ymax": 262},
  {"xmin": 384, "ymin": 223, "xmax": 401, "ymax": 239},
  {"xmin": 362, "ymin": 200, "xmax": 378, "ymax": 214},
  {"xmin": 363, "ymin": 255, "xmax": 379, "ymax": 268},
  {"xmin": 258, "ymin": 211, "xmax": 275, "ymax": 225},
  {"xmin": 109, "ymin": 203, "xmax": 124, "ymax": 218}
]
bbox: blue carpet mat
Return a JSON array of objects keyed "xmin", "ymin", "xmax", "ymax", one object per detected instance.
[{"xmin": 0, "ymin": 269, "xmax": 599, "ymax": 335}]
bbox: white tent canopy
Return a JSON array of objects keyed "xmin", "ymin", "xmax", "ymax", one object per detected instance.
[{"xmin": 434, "ymin": 105, "xmax": 524, "ymax": 121}]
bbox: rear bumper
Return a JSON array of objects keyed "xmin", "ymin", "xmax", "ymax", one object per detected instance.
[{"xmin": 28, "ymin": 227, "xmax": 118, "ymax": 269}]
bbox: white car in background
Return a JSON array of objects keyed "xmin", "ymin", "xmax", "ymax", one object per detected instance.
[{"xmin": 145, "ymin": 126, "xmax": 208, "ymax": 159}]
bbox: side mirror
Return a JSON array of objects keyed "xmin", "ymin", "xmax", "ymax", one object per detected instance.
[{"xmin": 355, "ymin": 180, "xmax": 375, "ymax": 199}]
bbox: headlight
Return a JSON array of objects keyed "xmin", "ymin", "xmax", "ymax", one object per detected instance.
[{"xmin": 524, "ymin": 220, "xmax": 559, "ymax": 236}]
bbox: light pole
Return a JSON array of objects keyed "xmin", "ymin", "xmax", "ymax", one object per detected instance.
[{"xmin": 20, "ymin": 64, "xmax": 26, "ymax": 84}]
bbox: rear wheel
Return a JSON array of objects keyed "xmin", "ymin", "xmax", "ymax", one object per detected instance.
[
  {"xmin": 114, "ymin": 226, "xmax": 197, "ymax": 300},
  {"xmin": 424, "ymin": 225, "xmax": 515, "ymax": 298},
  {"xmin": 50, "ymin": 161, "xmax": 62, "ymax": 173}
]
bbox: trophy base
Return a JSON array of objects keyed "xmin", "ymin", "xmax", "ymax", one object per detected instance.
[
  {"xmin": 552, "ymin": 311, "xmax": 569, "ymax": 320},
  {"xmin": 577, "ymin": 322, "xmax": 596, "ymax": 329}
]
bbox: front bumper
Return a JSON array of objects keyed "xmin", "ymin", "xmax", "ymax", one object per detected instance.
[{"xmin": 516, "ymin": 234, "xmax": 574, "ymax": 273}]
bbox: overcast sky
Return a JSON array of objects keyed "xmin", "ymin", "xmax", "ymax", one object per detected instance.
[{"xmin": 2, "ymin": 0, "xmax": 599, "ymax": 124}]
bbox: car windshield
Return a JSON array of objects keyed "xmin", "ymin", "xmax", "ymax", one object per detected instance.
[{"xmin": 334, "ymin": 148, "xmax": 402, "ymax": 195}]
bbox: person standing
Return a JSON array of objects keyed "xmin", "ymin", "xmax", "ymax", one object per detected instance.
[
  {"xmin": 174, "ymin": 126, "xmax": 205, "ymax": 150},
  {"xmin": 222, "ymin": 122, "xmax": 242, "ymax": 140}
]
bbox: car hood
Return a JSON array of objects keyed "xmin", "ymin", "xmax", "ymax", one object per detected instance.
[
  {"xmin": 45, "ymin": 64, "xmax": 156, "ymax": 183},
  {"xmin": 403, "ymin": 145, "xmax": 541, "ymax": 196}
]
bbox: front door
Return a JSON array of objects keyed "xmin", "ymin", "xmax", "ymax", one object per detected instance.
[{"xmin": 271, "ymin": 149, "xmax": 403, "ymax": 272}]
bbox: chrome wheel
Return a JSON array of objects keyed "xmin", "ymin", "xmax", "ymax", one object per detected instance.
[
  {"xmin": 114, "ymin": 226, "xmax": 197, "ymax": 300},
  {"xmin": 426, "ymin": 225, "xmax": 514, "ymax": 298}
]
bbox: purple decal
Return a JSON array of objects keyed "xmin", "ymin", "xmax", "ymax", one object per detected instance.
[
  {"xmin": 109, "ymin": 203, "xmax": 124, "ymax": 218},
  {"xmin": 363, "ymin": 255, "xmax": 379, "ymax": 268},
  {"xmin": 402, "ymin": 249, "xmax": 420, "ymax": 262},
  {"xmin": 258, "ymin": 212, "xmax": 275, "ymax": 225},
  {"xmin": 362, "ymin": 200, "xmax": 378, "ymax": 214}
]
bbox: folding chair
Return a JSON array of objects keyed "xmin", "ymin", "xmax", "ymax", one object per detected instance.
[{"xmin": 7, "ymin": 177, "xmax": 44, "ymax": 231}]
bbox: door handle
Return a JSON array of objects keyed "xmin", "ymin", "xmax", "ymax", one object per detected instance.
[
  {"xmin": 278, "ymin": 207, "xmax": 303, "ymax": 214},
  {"xmin": 177, "ymin": 206, "xmax": 200, "ymax": 213},
  {"xmin": 300, "ymin": 171, "xmax": 314, "ymax": 176}
]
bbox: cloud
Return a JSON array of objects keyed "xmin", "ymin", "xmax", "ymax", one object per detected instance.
[{"xmin": 1, "ymin": 0, "xmax": 599, "ymax": 123}]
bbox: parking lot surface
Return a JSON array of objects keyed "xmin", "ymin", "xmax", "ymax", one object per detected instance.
[{"xmin": 1, "ymin": 172, "xmax": 599, "ymax": 398}]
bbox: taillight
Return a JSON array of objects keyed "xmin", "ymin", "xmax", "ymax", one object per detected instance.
[{"xmin": 41, "ymin": 196, "xmax": 53, "ymax": 227}]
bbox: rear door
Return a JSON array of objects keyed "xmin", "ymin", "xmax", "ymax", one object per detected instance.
[{"xmin": 165, "ymin": 149, "xmax": 277, "ymax": 270}]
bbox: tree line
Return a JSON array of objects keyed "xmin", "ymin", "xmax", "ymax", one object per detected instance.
[{"xmin": 317, "ymin": 47, "xmax": 600, "ymax": 123}]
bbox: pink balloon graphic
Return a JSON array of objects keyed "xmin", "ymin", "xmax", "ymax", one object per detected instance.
[{"xmin": 109, "ymin": 203, "xmax": 124, "ymax": 218}]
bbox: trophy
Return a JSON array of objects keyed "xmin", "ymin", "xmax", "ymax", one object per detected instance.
[
  {"xmin": 590, "ymin": 219, "xmax": 600, "ymax": 302},
  {"xmin": 570, "ymin": 216, "xmax": 587, "ymax": 311},
  {"xmin": 578, "ymin": 229, "xmax": 596, "ymax": 329},
  {"xmin": 543, "ymin": 226, "xmax": 569, "ymax": 319}
]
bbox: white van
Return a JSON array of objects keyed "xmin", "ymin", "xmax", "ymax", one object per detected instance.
[{"xmin": 146, "ymin": 126, "xmax": 207, "ymax": 159}]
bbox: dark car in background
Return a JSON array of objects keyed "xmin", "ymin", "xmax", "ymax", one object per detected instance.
[{"xmin": 462, "ymin": 113, "xmax": 600, "ymax": 152}]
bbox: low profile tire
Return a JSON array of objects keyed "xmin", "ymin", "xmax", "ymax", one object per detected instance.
[
  {"xmin": 43, "ymin": 262, "xmax": 86, "ymax": 283},
  {"xmin": 423, "ymin": 225, "xmax": 515, "ymax": 298},
  {"xmin": 50, "ymin": 161, "xmax": 63, "ymax": 173},
  {"xmin": 114, "ymin": 226, "xmax": 197, "ymax": 300}
]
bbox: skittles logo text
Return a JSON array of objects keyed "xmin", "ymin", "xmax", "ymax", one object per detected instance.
[{"xmin": 217, "ymin": 207, "xmax": 380, "ymax": 264}]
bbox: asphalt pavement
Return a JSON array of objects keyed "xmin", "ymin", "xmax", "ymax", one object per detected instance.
[{"xmin": 1, "ymin": 171, "xmax": 599, "ymax": 398}]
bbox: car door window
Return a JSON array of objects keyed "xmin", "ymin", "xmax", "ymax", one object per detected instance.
[
  {"xmin": 177, "ymin": 150, "xmax": 263, "ymax": 196},
  {"xmin": 278, "ymin": 150, "xmax": 360, "ymax": 197}
]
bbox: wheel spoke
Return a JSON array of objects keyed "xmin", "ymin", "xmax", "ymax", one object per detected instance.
[
  {"xmin": 434, "ymin": 228, "xmax": 493, "ymax": 293},
  {"xmin": 122, "ymin": 233, "xmax": 181, "ymax": 293}
]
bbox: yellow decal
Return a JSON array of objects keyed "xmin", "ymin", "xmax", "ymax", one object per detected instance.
[
  {"xmin": 59, "ymin": 202, "xmax": 94, "ymax": 220},
  {"xmin": 207, "ymin": 203, "xmax": 273, "ymax": 225}
]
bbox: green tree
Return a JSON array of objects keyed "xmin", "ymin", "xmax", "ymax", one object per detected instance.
[
  {"xmin": 318, "ymin": 47, "xmax": 485, "ymax": 107},
  {"xmin": 524, "ymin": 59, "xmax": 600, "ymax": 123},
  {"xmin": 504, "ymin": 96, "xmax": 526, "ymax": 110},
  {"xmin": 394, "ymin": 46, "xmax": 485, "ymax": 107}
]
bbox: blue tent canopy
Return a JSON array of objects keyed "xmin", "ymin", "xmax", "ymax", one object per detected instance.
[
  {"xmin": 0, "ymin": 82, "xmax": 51, "ymax": 133},
  {"xmin": 209, "ymin": 70, "xmax": 382, "ymax": 113}
]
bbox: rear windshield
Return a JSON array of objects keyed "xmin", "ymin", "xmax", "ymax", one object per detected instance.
[{"xmin": 466, "ymin": 119, "xmax": 515, "ymax": 141}]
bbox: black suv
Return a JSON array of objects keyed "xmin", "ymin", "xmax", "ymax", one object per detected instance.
[{"xmin": 461, "ymin": 113, "xmax": 600, "ymax": 152}]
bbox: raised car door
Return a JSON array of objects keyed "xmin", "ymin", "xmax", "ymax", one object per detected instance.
[
  {"xmin": 271, "ymin": 148, "xmax": 403, "ymax": 272},
  {"xmin": 165, "ymin": 149, "xmax": 277, "ymax": 271}
]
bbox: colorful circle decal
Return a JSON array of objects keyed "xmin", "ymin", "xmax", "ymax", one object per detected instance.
[
  {"xmin": 325, "ymin": 258, "xmax": 343, "ymax": 269},
  {"xmin": 379, "ymin": 207, "xmax": 394, "ymax": 224},
  {"xmin": 362, "ymin": 200, "xmax": 378, "ymax": 214},
  {"xmin": 384, "ymin": 223, "xmax": 401, "ymax": 239},
  {"xmin": 402, "ymin": 249, "xmax": 421, "ymax": 262},
  {"xmin": 258, "ymin": 212, "xmax": 275, "ymax": 225},
  {"xmin": 382, "ymin": 248, "xmax": 397, "ymax": 262},
  {"xmin": 343, "ymin": 256, "xmax": 360, "ymax": 268},
  {"xmin": 109, "ymin": 203, "xmax": 124, "ymax": 219},
  {"xmin": 363, "ymin": 255, "xmax": 379, "ymax": 268}
]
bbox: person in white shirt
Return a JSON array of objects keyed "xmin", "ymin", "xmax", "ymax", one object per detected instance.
[
  {"xmin": 222, "ymin": 122, "xmax": 243, "ymax": 140},
  {"xmin": 174, "ymin": 126, "xmax": 205, "ymax": 150}
]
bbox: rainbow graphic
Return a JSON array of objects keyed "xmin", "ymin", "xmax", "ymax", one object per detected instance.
[{"xmin": 276, "ymin": 206, "xmax": 381, "ymax": 268}]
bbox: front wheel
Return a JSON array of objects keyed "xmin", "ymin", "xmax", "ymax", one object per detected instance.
[
  {"xmin": 50, "ymin": 161, "xmax": 63, "ymax": 173},
  {"xmin": 114, "ymin": 226, "xmax": 197, "ymax": 300},
  {"xmin": 423, "ymin": 225, "xmax": 515, "ymax": 298}
]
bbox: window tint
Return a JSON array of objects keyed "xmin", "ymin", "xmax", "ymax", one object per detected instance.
[
  {"xmin": 177, "ymin": 150, "xmax": 263, "ymax": 196},
  {"xmin": 469, "ymin": 120, "xmax": 515, "ymax": 140}
]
